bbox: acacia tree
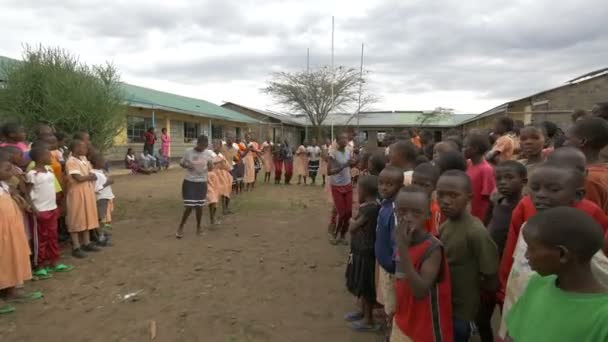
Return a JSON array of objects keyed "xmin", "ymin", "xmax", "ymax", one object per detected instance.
[
  {"xmin": 416, "ymin": 107, "xmax": 455, "ymax": 126},
  {"xmin": 263, "ymin": 66, "xmax": 377, "ymax": 139},
  {"xmin": 0, "ymin": 45, "xmax": 126, "ymax": 151}
]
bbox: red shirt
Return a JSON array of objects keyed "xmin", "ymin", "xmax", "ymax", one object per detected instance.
[
  {"xmin": 143, "ymin": 131, "xmax": 156, "ymax": 145},
  {"xmin": 585, "ymin": 164, "xmax": 608, "ymax": 213},
  {"xmin": 425, "ymin": 199, "xmax": 442, "ymax": 236},
  {"xmin": 466, "ymin": 159, "xmax": 495, "ymax": 222},
  {"xmin": 497, "ymin": 196, "xmax": 608, "ymax": 301},
  {"xmin": 394, "ymin": 234, "xmax": 453, "ymax": 342}
]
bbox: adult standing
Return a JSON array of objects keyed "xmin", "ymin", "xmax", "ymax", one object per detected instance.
[
  {"xmin": 261, "ymin": 137, "xmax": 274, "ymax": 183},
  {"xmin": 307, "ymin": 139, "xmax": 321, "ymax": 185},
  {"xmin": 328, "ymin": 132, "xmax": 356, "ymax": 244},
  {"xmin": 161, "ymin": 128, "xmax": 171, "ymax": 159},
  {"xmin": 143, "ymin": 127, "xmax": 156, "ymax": 156}
]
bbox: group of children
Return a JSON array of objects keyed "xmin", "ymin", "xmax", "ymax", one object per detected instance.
[
  {"xmin": 0, "ymin": 122, "xmax": 115, "ymax": 314},
  {"xmin": 337, "ymin": 113, "xmax": 608, "ymax": 341}
]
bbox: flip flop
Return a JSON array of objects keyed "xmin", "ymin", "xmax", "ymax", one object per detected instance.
[
  {"xmin": 51, "ymin": 264, "xmax": 74, "ymax": 273},
  {"xmin": 344, "ymin": 311, "xmax": 364, "ymax": 322},
  {"xmin": 32, "ymin": 269, "xmax": 53, "ymax": 280},
  {"xmin": 0, "ymin": 304, "xmax": 16, "ymax": 314},
  {"xmin": 175, "ymin": 232, "xmax": 184, "ymax": 239},
  {"xmin": 348, "ymin": 320, "xmax": 381, "ymax": 332},
  {"xmin": 8, "ymin": 291, "xmax": 43, "ymax": 303}
]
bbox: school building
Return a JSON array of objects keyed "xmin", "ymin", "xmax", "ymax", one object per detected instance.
[
  {"xmin": 106, "ymin": 84, "xmax": 259, "ymax": 161},
  {"xmin": 461, "ymin": 67, "xmax": 608, "ymax": 131}
]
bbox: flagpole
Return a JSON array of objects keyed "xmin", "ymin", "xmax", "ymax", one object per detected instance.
[
  {"xmin": 330, "ymin": 16, "xmax": 335, "ymax": 140},
  {"xmin": 357, "ymin": 42, "xmax": 364, "ymax": 131}
]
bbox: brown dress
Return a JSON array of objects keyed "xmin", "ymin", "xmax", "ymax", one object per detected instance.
[
  {"xmin": 66, "ymin": 156, "xmax": 99, "ymax": 233},
  {"xmin": 0, "ymin": 184, "xmax": 32, "ymax": 289}
]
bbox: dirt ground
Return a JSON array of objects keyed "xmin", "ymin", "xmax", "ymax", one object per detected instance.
[{"xmin": 0, "ymin": 169, "xmax": 385, "ymax": 342}]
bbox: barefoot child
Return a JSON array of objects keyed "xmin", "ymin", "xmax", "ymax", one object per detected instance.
[
  {"xmin": 26, "ymin": 145, "xmax": 73, "ymax": 278},
  {"xmin": 392, "ymin": 186, "xmax": 453, "ymax": 342},
  {"xmin": 344, "ymin": 175, "xmax": 380, "ymax": 332},
  {"xmin": 0, "ymin": 151, "xmax": 38, "ymax": 314},
  {"xmin": 90, "ymin": 153, "xmax": 114, "ymax": 246},
  {"xmin": 505, "ymin": 207, "xmax": 608, "ymax": 341},
  {"xmin": 464, "ymin": 132, "xmax": 495, "ymax": 223},
  {"xmin": 436, "ymin": 170, "xmax": 499, "ymax": 342},
  {"xmin": 412, "ymin": 162, "xmax": 442, "ymax": 235},
  {"xmin": 176, "ymin": 135, "xmax": 213, "ymax": 238},
  {"xmin": 65, "ymin": 140, "xmax": 100, "ymax": 258}
]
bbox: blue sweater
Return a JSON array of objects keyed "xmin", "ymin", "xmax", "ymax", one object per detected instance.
[{"xmin": 375, "ymin": 198, "xmax": 396, "ymax": 274}]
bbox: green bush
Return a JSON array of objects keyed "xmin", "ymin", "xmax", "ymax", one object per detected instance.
[{"xmin": 0, "ymin": 45, "xmax": 126, "ymax": 151}]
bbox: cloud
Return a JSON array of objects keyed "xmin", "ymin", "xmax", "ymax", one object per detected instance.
[{"xmin": 0, "ymin": 0, "xmax": 606, "ymax": 113}]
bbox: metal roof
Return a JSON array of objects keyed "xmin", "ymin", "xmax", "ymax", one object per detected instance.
[
  {"xmin": 221, "ymin": 102, "xmax": 302, "ymax": 126},
  {"xmin": 293, "ymin": 111, "xmax": 479, "ymax": 128},
  {"xmin": 121, "ymin": 84, "xmax": 259, "ymax": 124}
]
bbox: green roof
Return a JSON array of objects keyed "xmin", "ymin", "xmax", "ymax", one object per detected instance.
[
  {"xmin": 293, "ymin": 111, "xmax": 479, "ymax": 127},
  {"xmin": 120, "ymin": 83, "xmax": 259, "ymax": 124}
]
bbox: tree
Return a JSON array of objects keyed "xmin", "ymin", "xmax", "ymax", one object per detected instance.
[
  {"xmin": 263, "ymin": 66, "xmax": 377, "ymax": 139},
  {"xmin": 417, "ymin": 107, "xmax": 454, "ymax": 126},
  {"xmin": 0, "ymin": 45, "xmax": 126, "ymax": 151}
]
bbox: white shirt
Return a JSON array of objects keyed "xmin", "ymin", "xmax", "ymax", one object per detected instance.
[
  {"xmin": 0, "ymin": 181, "xmax": 9, "ymax": 194},
  {"xmin": 92, "ymin": 169, "xmax": 115, "ymax": 200},
  {"xmin": 26, "ymin": 168, "xmax": 57, "ymax": 211},
  {"xmin": 307, "ymin": 146, "xmax": 321, "ymax": 161}
]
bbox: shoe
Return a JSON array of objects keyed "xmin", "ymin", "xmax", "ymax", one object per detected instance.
[
  {"xmin": 82, "ymin": 244, "xmax": 101, "ymax": 252},
  {"xmin": 72, "ymin": 248, "xmax": 87, "ymax": 259}
]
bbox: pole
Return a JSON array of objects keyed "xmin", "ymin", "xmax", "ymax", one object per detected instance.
[
  {"xmin": 357, "ymin": 42, "xmax": 364, "ymax": 132},
  {"xmin": 330, "ymin": 16, "xmax": 335, "ymax": 117},
  {"xmin": 307, "ymin": 48, "xmax": 310, "ymax": 73}
]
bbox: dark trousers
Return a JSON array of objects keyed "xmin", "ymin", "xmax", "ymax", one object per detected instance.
[{"xmin": 37, "ymin": 209, "xmax": 60, "ymax": 266}]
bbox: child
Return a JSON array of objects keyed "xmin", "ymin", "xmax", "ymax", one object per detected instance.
[
  {"xmin": 176, "ymin": 135, "xmax": 214, "ymax": 238},
  {"xmin": 464, "ymin": 132, "xmax": 495, "ymax": 223},
  {"xmin": 350, "ymin": 148, "xmax": 361, "ymax": 185},
  {"xmin": 307, "ymin": 140, "xmax": 321, "ymax": 185},
  {"xmin": 282, "ymin": 140, "xmax": 294, "ymax": 185},
  {"xmin": 212, "ymin": 139, "xmax": 234, "ymax": 215},
  {"xmin": 294, "ymin": 142, "xmax": 309, "ymax": 185},
  {"xmin": 155, "ymin": 148, "xmax": 170, "ymax": 170},
  {"xmin": 517, "ymin": 125, "xmax": 546, "ymax": 175},
  {"xmin": 392, "ymin": 186, "xmax": 453, "ymax": 342},
  {"xmin": 90, "ymin": 153, "xmax": 114, "ymax": 246},
  {"xmin": 436, "ymin": 170, "xmax": 499, "ymax": 342},
  {"xmin": 412, "ymin": 162, "xmax": 442, "ymax": 235},
  {"xmin": 261, "ymin": 138, "xmax": 274, "ymax": 184},
  {"xmin": 242, "ymin": 139, "xmax": 257, "ymax": 192},
  {"xmin": 65, "ymin": 139, "xmax": 100, "ymax": 258},
  {"xmin": 432, "ymin": 140, "xmax": 459, "ymax": 163},
  {"xmin": 344, "ymin": 175, "xmax": 380, "ymax": 331},
  {"xmin": 367, "ymin": 151, "xmax": 386, "ymax": 176},
  {"xmin": 546, "ymin": 146, "xmax": 586, "ymax": 173},
  {"xmin": 566, "ymin": 117, "xmax": 608, "ymax": 213},
  {"xmin": 328, "ymin": 133, "xmax": 356, "ymax": 244},
  {"xmin": 505, "ymin": 207, "xmax": 608, "ymax": 341},
  {"xmin": 497, "ymin": 162, "xmax": 608, "ymax": 339},
  {"xmin": 487, "ymin": 117, "xmax": 518, "ymax": 163},
  {"xmin": 319, "ymin": 139, "xmax": 332, "ymax": 186},
  {"xmin": 375, "ymin": 166, "xmax": 404, "ymax": 337},
  {"xmin": 0, "ymin": 122, "xmax": 28, "ymax": 154},
  {"xmin": 389, "ymin": 140, "xmax": 418, "ymax": 185},
  {"xmin": 436, "ymin": 150, "xmax": 467, "ymax": 174},
  {"xmin": 0, "ymin": 151, "xmax": 38, "ymax": 314},
  {"xmin": 26, "ymin": 145, "xmax": 73, "ymax": 278}
]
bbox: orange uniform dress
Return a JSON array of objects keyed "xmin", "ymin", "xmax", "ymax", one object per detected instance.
[
  {"xmin": 0, "ymin": 183, "xmax": 32, "ymax": 289},
  {"xmin": 65, "ymin": 156, "xmax": 99, "ymax": 232},
  {"xmin": 293, "ymin": 145, "xmax": 309, "ymax": 177},
  {"xmin": 261, "ymin": 141, "xmax": 274, "ymax": 173},
  {"xmin": 243, "ymin": 142, "xmax": 258, "ymax": 184},
  {"xmin": 207, "ymin": 153, "xmax": 234, "ymax": 204}
]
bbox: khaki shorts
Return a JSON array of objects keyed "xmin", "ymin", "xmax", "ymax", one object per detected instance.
[
  {"xmin": 390, "ymin": 320, "xmax": 413, "ymax": 342},
  {"xmin": 377, "ymin": 266, "xmax": 396, "ymax": 316}
]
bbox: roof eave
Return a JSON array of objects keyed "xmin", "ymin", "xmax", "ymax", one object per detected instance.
[{"xmin": 125, "ymin": 101, "xmax": 261, "ymax": 124}]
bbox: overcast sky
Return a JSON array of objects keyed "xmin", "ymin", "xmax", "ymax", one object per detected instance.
[{"xmin": 1, "ymin": 0, "xmax": 607, "ymax": 114}]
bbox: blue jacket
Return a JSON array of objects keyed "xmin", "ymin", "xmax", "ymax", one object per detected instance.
[{"xmin": 375, "ymin": 198, "xmax": 396, "ymax": 274}]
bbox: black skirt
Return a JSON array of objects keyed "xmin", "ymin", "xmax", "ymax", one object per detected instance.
[
  {"xmin": 345, "ymin": 250, "xmax": 376, "ymax": 301},
  {"xmin": 182, "ymin": 180, "xmax": 207, "ymax": 207}
]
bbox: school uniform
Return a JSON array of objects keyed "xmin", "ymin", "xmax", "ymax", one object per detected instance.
[
  {"xmin": 307, "ymin": 145, "xmax": 321, "ymax": 178},
  {"xmin": 92, "ymin": 169, "xmax": 115, "ymax": 225},
  {"xmin": 65, "ymin": 156, "xmax": 99, "ymax": 232},
  {"xmin": 180, "ymin": 148, "xmax": 214, "ymax": 207},
  {"xmin": 375, "ymin": 198, "xmax": 396, "ymax": 315},
  {"xmin": 26, "ymin": 167, "xmax": 60, "ymax": 266}
]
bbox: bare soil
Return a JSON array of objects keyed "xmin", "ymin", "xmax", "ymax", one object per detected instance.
[{"xmin": 0, "ymin": 170, "xmax": 384, "ymax": 342}]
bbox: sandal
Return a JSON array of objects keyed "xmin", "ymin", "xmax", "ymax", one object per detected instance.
[
  {"xmin": 344, "ymin": 311, "xmax": 364, "ymax": 322},
  {"xmin": 0, "ymin": 304, "xmax": 16, "ymax": 314},
  {"xmin": 8, "ymin": 291, "xmax": 43, "ymax": 303},
  {"xmin": 50, "ymin": 264, "xmax": 74, "ymax": 273},
  {"xmin": 175, "ymin": 232, "xmax": 184, "ymax": 239},
  {"xmin": 33, "ymin": 269, "xmax": 53, "ymax": 280},
  {"xmin": 348, "ymin": 320, "xmax": 380, "ymax": 332}
]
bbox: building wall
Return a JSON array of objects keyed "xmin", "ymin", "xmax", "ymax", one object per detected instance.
[{"xmin": 106, "ymin": 106, "xmax": 248, "ymax": 161}]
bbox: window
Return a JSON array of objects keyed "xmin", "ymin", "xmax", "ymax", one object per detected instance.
[
  {"xmin": 212, "ymin": 124, "xmax": 223, "ymax": 140},
  {"xmin": 532, "ymin": 100, "xmax": 549, "ymax": 111},
  {"xmin": 184, "ymin": 122, "xmax": 200, "ymax": 143},
  {"xmin": 236, "ymin": 127, "xmax": 242, "ymax": 139},
  {"xmin": 127, "ymin": 116, "xmax": 153, "ymax": 143}
]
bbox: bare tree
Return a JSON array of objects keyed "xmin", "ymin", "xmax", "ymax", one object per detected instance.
[
  {"xmin": 417, "ymin": 107, "xmax": 455, "ymax": 126},
  {"xmin": 263, "ymin": 66, "xmax": 377, "ymax": 138}
]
